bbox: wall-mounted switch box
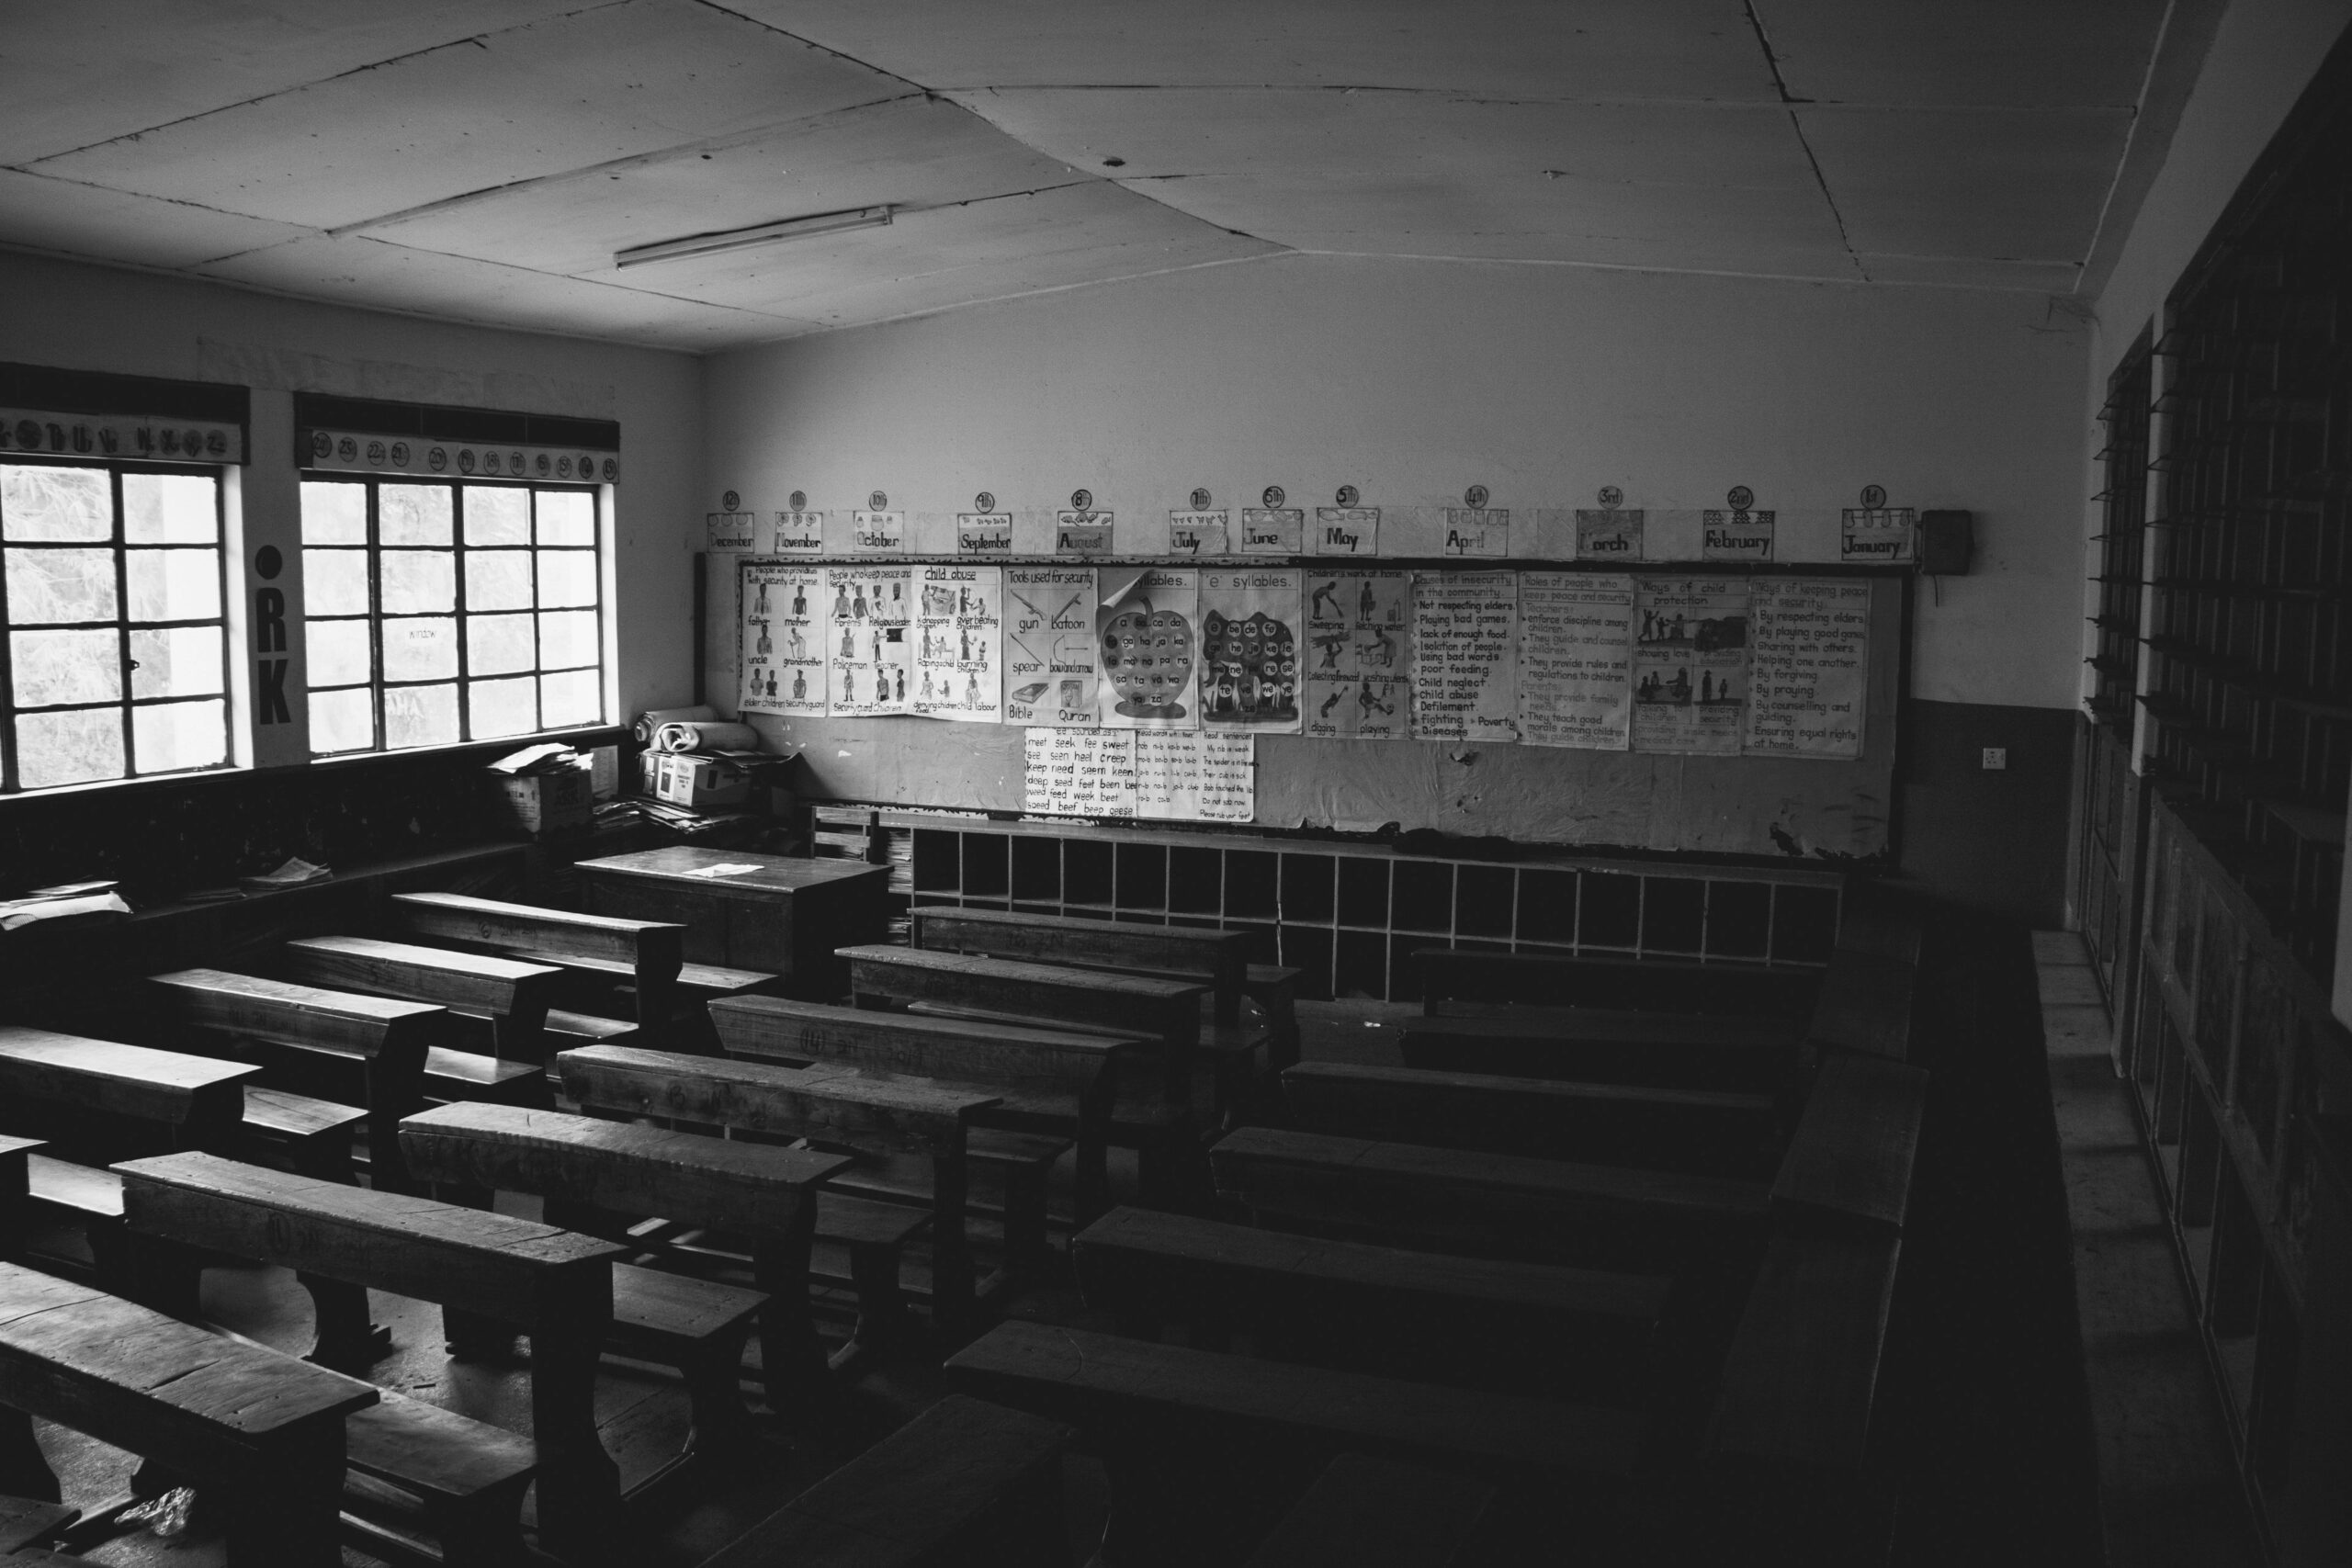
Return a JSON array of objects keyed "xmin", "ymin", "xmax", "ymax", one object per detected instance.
[
  {"xmin": 1982, "ymin": 748, "xmax": 2007, "ymax": 771},
  {"xmin": 1920, "ymin": 510, "xmax": 1975, "ymax": 574}
]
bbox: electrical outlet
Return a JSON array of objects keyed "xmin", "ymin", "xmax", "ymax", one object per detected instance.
[{"xmin": 1982, "ymin": 748, "xmax": 2007, "ymax": 771}]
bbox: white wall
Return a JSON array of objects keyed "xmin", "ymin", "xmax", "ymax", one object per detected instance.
[
  {"xmin": 0, "ymin": 250, "xmax": 705, "ymax": 753},
  {"xmin": 704, "ymin": 254, "xmax": 2090, "ymax": 712}
]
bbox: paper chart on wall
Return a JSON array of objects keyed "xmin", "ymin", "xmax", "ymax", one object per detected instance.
[
  {"xmin": 1097, "ymin": 567, "xmax": 1200, "ymax": 730},
  {"xmin": 1742, "ymin": 577, "xmax": 1870, "ymax": 759},
  {"xmin": 1517, "ymin": 572, "xmax": 1634, "ymax": 750},
  {"xmin": 1023, "ymin": 728, "xmax": 1137, "ymax": 818},
  {"xmin": 823, "ymin": 563, "xmax": 911, "ymax": 717},
  {"xmin": 1199, "ymin": 568, "xmax": 1304, "ymax": 735},
  {"xmin": 911, "ymin": 563, "xmax": 1003, "ymax": 723},
  {"xmin": 1302, "ymin": 568, "xmax": 1409, "ymax": 739},
  {"xmin": 1136, "ymin": 732, "xmax": 1256, "ymax": 821},
  {"xmin": 1409, "ymin": 571, "xmax": 1520, "ymax": 742},
  {"xmin": 1002, "ymin": 566, "xmax": 1099, "ymax": 727},
  {"xmin": 739, "ymin": 560, "xmax": 825, "ymax": 716},
  {"xmin": 1631, "ymin": 577, "xmax": 1747, "ymax": 754}
]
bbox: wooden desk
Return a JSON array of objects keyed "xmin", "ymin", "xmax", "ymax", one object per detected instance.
[{"xmin": 575, "ymin": 848, "xmax": 888, "ymax": 998}]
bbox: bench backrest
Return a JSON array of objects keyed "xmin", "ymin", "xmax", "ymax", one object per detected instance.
[
  {"xmin": 1769, "ymin": 1053, "xmax": 1928, "ymax": 1232},
  {"xmin": 911, "ymin": 906, "xmax": 1249, "ymax": 1024},
  {"xmin": 1415, "ymin": 948, "xmax": 1820, "ymax": 1021},
  {"xmin": 709, "ymin": 994, "xmax": 1137, "ymax": 1096},
  {"xmin": 0, "ymin": 1026, "xmax": 256, "ymax": 1137},
  {"xmin": 1706, "ymin": 1228, "xmax": 1902, "ymax": 1472},
  {"xmin": 282, "ymin": 936, "xmax": 562, "ymax": 1041},
  {"xmin": 841, "ymin": 943, "xmax": 1203, "ymax": 1067},
  {"xmin": 147, "ymin": 968, "xmax": 443, "ymax": 1065}
]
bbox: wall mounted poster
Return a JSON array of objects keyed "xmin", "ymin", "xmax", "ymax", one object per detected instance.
[
  {"xmin": 1632, "ymin": 577, "xmax": 1747, "ymax": 754},
  {"xmin": 824, "ymin": 563, "xmax": 911, "ymax": 716},
  {"xmin": 1518, "ymin": 572, "xmax": 1634, "ymax": 750},
  {"xmin": 1003, "ymin": 565, "xmax": 1098, "ymax": 727},
  {"xmin": 1575, "ymin": 509, "xmax": 1643, "ymax": 561},
  {"xmin": 1167, "ymin": 510, "xmax": 1229, "ymax": 557},
  {"xmin": 1410, "ymin": 570, "xmax": 1519, "ymax": 742},
  {"xmin": 1098, "ymin": 567, "xmax": 1200, "ymax": 730},
  {"xmin": 1023, "ymin": 728, "xmax": 1137, "ymax": 818},
  {"xmin": 1743, "ymin": 577, "xmax": 1870, "ymax": 758},
  {"xmin": 1701, "ymin": 509, "xmax": 1774, "ymax": 562},
  {"xmin": 1303, "ymin": 568, "xmax": 1409, "ymax": 739},
  {"xmin": 739, "ymin": 560, "xmax": 825, "ymax": 716},
  {"xmin": 1200, "ymin": 567, "xmax": 1304, "ymax": 735},
  {"xmin": 1137, "ymin": 733, "xmax": 1256, "ymax": 821},
  {"xmin": 912, "ymin": 563, "xmax": 1003, "ymax": 723}
]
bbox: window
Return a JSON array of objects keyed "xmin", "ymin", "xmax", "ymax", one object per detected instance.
[
  {"xmin": 0, "ymin": 458, "xmax": 232, "ymax": 792},
  {"xmin": 301, "ymin": 478, "xmax": 606, "ymax": 754}
]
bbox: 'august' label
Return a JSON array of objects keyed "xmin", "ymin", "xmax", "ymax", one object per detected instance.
[{"xmin": 1055, "ymin": 511, "xmax": 1114, "ymax": 554}]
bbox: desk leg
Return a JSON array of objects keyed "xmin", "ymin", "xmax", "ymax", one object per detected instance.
[
  {"xmin": 752, "ymin": 1221, "xmax": 831, "ymax": 1425},
  {"xmin": 529, "ymin": 1317, "xmax": 623, "ymax": 1566},
  {"xmin": 0, "ymin": 1408, "xmax": 58, "ymax": 1502}
]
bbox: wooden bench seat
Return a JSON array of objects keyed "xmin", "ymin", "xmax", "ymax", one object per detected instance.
[
  {"xmin": 1240, "ymin": 1452, "xmax": 1497, "ymax": 1568},
  {"xmin": 0, "ymin": 1259, "xmax": 378, "ymax": 1567},
  {"xmin": 1401, "ymin": 1009, "xmax": 1804, "ymax": 1092},
  {"xmin": 702, "ymin": 1394, "xmax": 1074, "ymax": 1568},
  {"xmin": 1417, "ymin": 947, "xmax": 1821, "ymax": 1020},
  {"xmin": 388, "ymin": 892, "xmax": 687, "ymax": 1042},
  {"xmin": 343, "ymin": 1388, "xmax": 538, "ymax": 1568},
  {"xmin": 1283, "ymin": 1059, "xmax": 1781, "ymax": 1175},
  {"xmin": 912, "ymin": 904, "xmax": 1254, "ymax": 1024},
  {"xmin": 1770, "ymin": 1054, "xmax": 1929, "ymax": 1233},
  {"xmin": 0, "ymin": 1492, "xmax": 76, "ymax": 1553},
  {"xmin": 282, "ymin": 935, "xmax": 564, "ymax": 1065},
  {"xmin": 1806, "ymin": 948, "xmax": 1917, "ymax": 1063}
]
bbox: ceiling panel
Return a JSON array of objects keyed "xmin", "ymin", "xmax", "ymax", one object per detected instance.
[
  {"xmin": 0, "ymin": 1, "xmax": 582, "ymax": 164},
  {"xmin": 1761, "ymin": 0, "xmax": 2169, "ymax": 107},
  {"xmin": 28, "ymin": 0, "xmax": 904, "ymax": 230},
  {"xmin": 1801, "ymin": 107, "xmax": 2132, "ymax": 264},
  {"xmin": 369, "ymin": 96, "xmax": 1088, "ymax": 276},
  {"xmin": 0, "ymin": 171, "xmax": 313, "ymax": 270},
  {"xmin": 741, "ymin": 0, "xmax": 1777, "ymax": 99}
]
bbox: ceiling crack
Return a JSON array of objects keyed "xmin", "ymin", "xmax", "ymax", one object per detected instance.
[{"xmin": 1744, "ymin": 2, "xmax": 1867, "ymax": 283}]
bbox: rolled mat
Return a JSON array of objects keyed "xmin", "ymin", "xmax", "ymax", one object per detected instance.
[
  {"xmin": 634, "ymin": 704, "xmax": 717, "ymax": 744},
  {"xmin": 654, "ymin": 720, "xmax": 761, "ymax": 753}
]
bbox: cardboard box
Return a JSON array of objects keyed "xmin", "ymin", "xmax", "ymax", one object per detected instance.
[
  {"xmin": 654, "ymin": 754, "xmax": 751, "ymax": 809},
  {"xmin": 496, "ymin": 764, "xmax": 593, "ymax": 836}
]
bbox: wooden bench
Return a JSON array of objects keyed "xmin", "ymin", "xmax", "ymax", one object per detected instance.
[
  {"xmin": 947, "ymin": 1319, "xmax": 1650, "ymax": 1562},
  {"xmin": 710, "ymin": 994, "xmax": 1139, "ymax": 1230},
  {"xmin": 340, "ymin": 1388, "xmax": 538, "ymax": 1568},
  {"xmin": 400, "ymin": 1100, "xmax": 847, "ymax": 1427},
  {"xmin": 1416, "ymin": 947, "xmax": 1821, "ymax": 1021},
  {"xmin": 388, "ymin": 891, "xmax": 704, "ymax": 1045},
  {"xmin": 112, "ymin": 1150, "xmax": 628, "ymax": 1564},
  {"xmin": 559, "ymin": 1044, "xmax": 1004, "ymax": 1352},
  {"xmin": 702, "ymin": 1394, "xmax": 1074, "ymax": 1568},
  {"xmin": 1835, "ymin": 881, "xmax": 1924, "ymax": 966},
  {"xmin": 0, "ymin": 1259, "xmax": 377, "ymax": 1567},
  {"xmin": 0, "ymin": 1492, "xmax": 75, "ymax": 1554},
  {"xmin": 1401, "ymin": 1006, "xmax": 1805, "ymax": 1092},
  {"xmin": 1071, "ymin": 1204, "xmax": 1669, "ymax": 1403},
  {"xmin": 282, "ymin": 934, "xmax": 566, "ymax": 1065},
  {"xmin": 1240, "ymin": 1452, "xmax": 1497, "ymax": 1568},
  {"xmin": 1283, "ymin": 1059, "xmax": 1782, "ymax": 1177},
  {"xmin": 0, "ymin": 1138, "xmax": 33, "ymax": 1263},
  {"xmin": 1805, "ymin": 947, "xmax": 1917, "ymax": 1064},
  {"xmin": 1770, "ymin": 1054, "xmax": 1928, "ymax": 1234}
]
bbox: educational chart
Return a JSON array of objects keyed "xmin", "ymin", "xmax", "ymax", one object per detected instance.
[
  {"xmin": 1517, "ymin": 572, "xmax": 1634, "ymax": 750},
  {"xmin": 1097, "ymin": 568, "xmax": 1200, "ymax": 730},
  {"xmin": 1632, "ymin": 578, "xmax": 1748, "ymax": 754},
  {"xmin": 739, "ymin": 560, "xmax": 825, "ymax": 716},
  {"xmin": 1303, "ymin": 568, "xmax": 1409, "ymax": 739},
  {"xmin": 1022, "ymin": 728, "xmax": 1137, "ymax": 818},
  {"xmin": 1199, "ymin": 567, "xmax": 1304, "ymax": 735},
  {"xmin": 1410, "ymin": 571, "xmax": 1520, "ymax": 742},
  {"xmin": 1023, "ymin": 728, "xmax": 1253, "ymax": 822},
  {"xmin": 912, "ymin": 563, "xmax": 1003, "ymax": 723},
  {"xmin": 1002, "ymin": 565, "xmax": 1099, "ymax": 727},
  {"xmin": 824, "ymin": 564, "xmax": 911, "ymax": 717},
  {"xmin": 1743, "ymin": 577, "xmax": 1871, "ymax": 759}
]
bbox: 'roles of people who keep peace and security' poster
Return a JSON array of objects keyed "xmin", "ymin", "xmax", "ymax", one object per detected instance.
[
  {"xmin": 1097, "ymin": 567, "xmax": 1201, "ymax": 731},
  {"xmin": 1517, "ymin": 572, "xmax": 1634, "ymax": 750},
  {"xmin": 1409, "ymin": 571, "xmax": 1520, "ymax": 742},
  {"xmin": 823, "ymin": 563, "xmax": 911, "ymax": 717},
  {"xmin": 1302, "ymin": 568, "xmax": 1410, "ymax": 739},
  {"xmin": 1742, "ymin": 577, "xmax": 1871, "ymax": 759},
  {"xmin": 1198, "ymin": 568, "xmax": 1304, "ymax": 735},
  {"xmin": 1631, "ymin": 577, "xmax": 1748, "ymax": 754},
  {"xmin": 1002, "ymin": 566, "xmax": 1099, "ymax": 728},
  {"xmin": 911, "ymin": 563, "xmax": 1003, "ymax": 723},
  {"xmin": 740, "ymin": 560, "xmax": 825, "ymax": 717}
]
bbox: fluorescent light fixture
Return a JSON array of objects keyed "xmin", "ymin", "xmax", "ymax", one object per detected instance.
[{"xmin": 614, "ymin": 205, "xmax": 894, "ymax": 268}]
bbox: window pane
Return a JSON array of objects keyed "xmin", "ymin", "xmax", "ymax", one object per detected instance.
[
  {"xmin": 469, "ymin": 677, "xmax": 537, "ymax": 739},
  {"xmin": 465, "ymin": 486, "xmax": 529, "ymax": 546},
  {"xmin": 123, "ymin": 473, "xmax": 218, "ymax": 543},
  {"xmin": 385, "ymin": 682, "xmax": 458, "ymax": 749},
  {"xmin": 381, "ymin": 484, "xmax": 453, "ymax": 546},
  {"xmin": 305, "ymin": 618, "xmax": 372, "ymax": 688},
  {"xmin": 468, "ymin": 613, "xmax": 535, "ymax": 675},
  {"xmin": 538, "ymin": 608, "xmax": 599, "ymax": 670},
  {"xmin": 537, "ymin": 490, "xmax": 594, "ymax": 547},
  {"xmin": 466, "ymin": 550, "xmax": 532, "ymax": 611},
  {"xmin": 11, "ymin": 627, "xmax": 121, "ymax": 705},
  {"xmin": 1, "ymin": 465, "xmax": 109, "ymax": 542},
  {"xmin": 126, "ymin": 548, "xmax": 221, "ymax": 622},
  {"xmin": 310, "ymin": 686, "xmax": 375, "ymax": 753},
  {"xmin": 5, "ymin": 547, "xmax": 118, "ymax": 624},
  {"xmin": 383, "ymin": 616, "xmax": 457, "ymax": 682},
  {"xmin": 304, "ymin": 548, "xmax": 369, "ymax": 616},
  {"xmin": 130, "ymin": 624, "xmax": 225, "ymax": 698},
  {"xmin": 300, "ymin": 480, "xmax": 367, "ymax": 545},
  {"xmin": 536, "ymin": 549, "xmax": 597, "ymax": 608},
  {"xmin": 540, "ymin": 668, "xmax": 601, "ymax": 728},
  {"xmin": 16, "ymin": 706, "xmax": 124, "ymax": 788},
  {"xmin": 383, "ymin": 549, "xmax": 455, "ymax": 613},
  {"xmin": 133, "ymin": 698, "xmax": 228, "ymax": 773}
]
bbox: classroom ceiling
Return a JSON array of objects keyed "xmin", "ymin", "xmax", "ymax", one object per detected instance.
[{"xmin": 0, "ymin": 1, "xmax": 2188, "ymax": 351}]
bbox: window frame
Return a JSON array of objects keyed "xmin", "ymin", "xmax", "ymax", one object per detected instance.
[
  {"xmin": 0, "ymin": 454, "xmax": 235, "ymax": 795},
  {"xmin": 300, "ymin": 475, "xmax": 608, "ymax": 757}
]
